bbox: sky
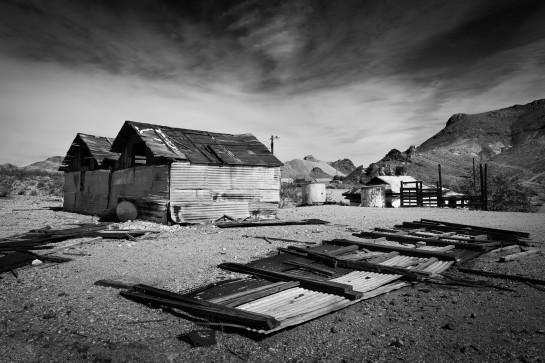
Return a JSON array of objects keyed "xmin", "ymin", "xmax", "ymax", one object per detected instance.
[{"xmin": 1, "ymin": 0, "xmax": 545, "ymax": 167}]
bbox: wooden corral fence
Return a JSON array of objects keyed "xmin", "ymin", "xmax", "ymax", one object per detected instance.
[{"xmin": 400, "ymin": 163, "xmax": 488, "ymax": 210}]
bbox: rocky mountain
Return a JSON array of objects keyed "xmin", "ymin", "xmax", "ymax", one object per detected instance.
[
  {"xmin": 328, "ymin": 158, "xmax": 357, "ymax": 175},
  {"xmin": 352, "ymin": 99, "xmax": 545, "ymax": 193},
  {"xmin": 281, "ymin": 155, "xmax": 349, "ymax": 179}
]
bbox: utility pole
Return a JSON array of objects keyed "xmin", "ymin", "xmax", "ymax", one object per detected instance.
[{"xmin": 270, "ymin": 135, "xmax": 279, "ymax": 154}]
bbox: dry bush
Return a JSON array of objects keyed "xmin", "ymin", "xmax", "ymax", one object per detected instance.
[
  {"xmin": 279, "ymin": 182, "xmax": 302, "ymax": 208},
  {"xmin": 0, "ymin": 175, "xmax": 15, "ymax": 197},
  {"xmin": 0, "ymin": 164, "xmax": 63, "ymax": 197},
  {"xmin": 456, "ymin": 174, "xmax": 536, "ymax": 212}
]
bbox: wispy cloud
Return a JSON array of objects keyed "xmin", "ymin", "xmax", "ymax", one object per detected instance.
[{"xmin": 1, "ymin": 0, "xmax": 545, "ymax": 167}]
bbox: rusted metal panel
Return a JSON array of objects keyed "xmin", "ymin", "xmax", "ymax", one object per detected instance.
[
  {"xmin": 170, "ymin": 202, "xmax": 249, "ymax": 223},
  {"xmin": 212, "ymin": 190, "xmax": 279, "ymax": 202},
  {"xmin": 208, "ymin": 166, "xmax": 280, "ymax": 190},
  {"xmin": 110, "ymin": 121, "xmax": 283, "ymax": 167},
  {"xmin": 170, "ymin": 163, "xmax": 208, "ymax": 191},
  {"xmin": 170, "ymin": 163, "xmax": 280, "ymax": 202},
  {"xmin": 169, "ymin": 162, "xmax": 280, "ymax": 222}
]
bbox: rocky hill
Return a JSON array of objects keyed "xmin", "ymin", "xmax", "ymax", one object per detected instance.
[
  {"xmin": 281, "ymin": 155, "xmax": 349, "ymax": 179},
  {"xmin": 328, "ymin": 158, "xmax": 356, "ymax": 175},
  {"xmin": 24, "ymin": 156, "xmax": 64, "ymax": 172},
  {"xmin": 350, "ymin": 99, "xmax": 545, "ymax": 194},
  {"xmin": 0, "ymin": 156, "xmax": 64, "ymax": 197}
]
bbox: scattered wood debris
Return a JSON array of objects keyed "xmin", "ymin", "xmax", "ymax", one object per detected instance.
[{"xmin": 118, "ymin": 219, "xmax": 534, "ymax": 334}]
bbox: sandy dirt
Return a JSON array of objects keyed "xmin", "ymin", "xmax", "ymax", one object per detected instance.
[{"xmin": 1, "ymin": 196, "xmax": 544, "ymax": 362}]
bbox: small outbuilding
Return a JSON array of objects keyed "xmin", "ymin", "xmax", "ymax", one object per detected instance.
[
  {"xmin": 106, "ymin": 121, "xmax": 283, "ymax": 223},
  {"xmin": 365, "ymin": 176, "xmax": 422, "ymax": 208},
  {"xmin": 59, "ymin": 133, "xmax": 120, "ymax": 214}
]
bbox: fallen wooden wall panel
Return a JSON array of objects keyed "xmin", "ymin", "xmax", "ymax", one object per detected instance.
[
  {"xmin": 218, "ymin": 263, "xmax": 362, "ymax": 300},
  {"xmin": 120, "ymin": 290, "xmax": 279, "ymax": 330},
  {"xmin": 324, "ymin": 239, "xmax": 459, "ymax": 261}
]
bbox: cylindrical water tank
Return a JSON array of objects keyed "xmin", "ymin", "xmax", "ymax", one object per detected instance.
[
  {"xmin": 360, "ymin": 185, "xmax": 386, "ymax": 207},
  {"xmin": 301, "ymin": 183, "xmax": 326, "ymax": 205}
]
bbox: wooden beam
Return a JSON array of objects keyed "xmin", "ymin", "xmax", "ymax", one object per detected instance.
[
  {"xmin": 324, "ymin": 239, "xmax": 459, "ymax": 261},
  {"xmin": 353, "ymin": 231, "xmax": 493, "ymax": 252},
  {"xmin": 216, "ymin": 219, "xmax": 329, "ymax": 228},
  {"xmin": 280, "ymin": 246, "xmax": 427, "ymax": 281},
  {"xmin": 499, "ymin": 249, "xmax": 540, "ymax": 262},
  {"xmin": 283, "ymin": 260, "xmax": 335, "ymax": 276},
  {"xmin": 120, "ymin": 290, "xmax": 279, "ymax": 330},
  {"xmin": 457, "ymin": 267, "xmax": 545, "ymax": 286},
  {"xmin": 418, "ymin": 219, "xmax": 529, "ymax": 238},
  {"xmin": 218, "ymin": 263, "xmax": 362, "ymax": 300}
]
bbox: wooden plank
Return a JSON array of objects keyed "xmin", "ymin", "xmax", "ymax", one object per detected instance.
[
  {"xmin": 486, "ymin": 245, "xmax": 521, "ymax": 254},
  {"xmin": 404, "ymin": 221, "xmax": 520, "ymax": 242},
  {"xmin": 353, "ymin": 231, "xmax": 493, "ymax": 252},
  {"xmin": 208, "ymin": 281, "xmax": 300, "ymax": 307},
  {"xmin": 500, "ymin": 249, "xmax": 540, "ymax": 262},
  {"xmin": 325, "ymin": 239, "xmax": 459, "ymax": 261},
  {"xmin": 323, "ymin": 245, "xmax": 359, "ymax": 256},
  {"xmin": 283, "ymin": 260, "xmax": 335, "ymax": 276},
  {"xmin": 94, "ymin": 279, "xmax": 134, "ymax": 289},
  {"xmin": 216, "ymin": 219, "xmax": 329, "ymax": 228},
  {"xmin": 457, "ymin": 268, "xmax": 545, "ymax": 286},
  {"xmin": 120, "ymin": 290, "xmax": 279, "ymax": 330},
  {"xmin": 218, "ymin": 263, "xmax": 362, "ymax": 300}
]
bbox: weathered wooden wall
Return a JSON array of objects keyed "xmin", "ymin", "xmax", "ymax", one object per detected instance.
[
  {"xmin": 62, "ymin": 170, "xmax": 110, "ymax": 214},
  {"xmin": 169, "ymin": 162, "xmax": 280, "ymax": 223}
]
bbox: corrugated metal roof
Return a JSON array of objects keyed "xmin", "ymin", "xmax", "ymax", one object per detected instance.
[
  {"xmin": 365, "ymin": 176, "xmax": 419, "ymax": 193},
  {"xmin": 60, "ymin": 133, "xmax": 120, "ymax": 170},
  {"xmin": 110, "ymin": 121, "xmax": 283, "ymax": 167}
]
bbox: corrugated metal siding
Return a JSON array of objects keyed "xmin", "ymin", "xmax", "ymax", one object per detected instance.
[
  {"xmin": 169, "ymin": 202, "xmax": 249, "ymax": 224},
  {"xmin": 110, "ymin": 165, "xmax": 169, "ymax": 223},
  {"xmin": 169, "ymin": 162, "xmax": 280, "ymax": 223}
]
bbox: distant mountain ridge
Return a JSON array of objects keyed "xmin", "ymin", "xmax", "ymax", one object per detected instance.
[
  {"xmin": 24, "ymin": 156, "xmax": 63, "ymax": 172},
  {"xmin": 348, "ymin": 99, "xmax": 545, "ymax": 195}
]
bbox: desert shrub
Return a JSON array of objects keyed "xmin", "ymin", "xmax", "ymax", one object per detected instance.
[
  {"xmin": 279, "ymin": 182, "xmax": 302, "ymax": 208},
  {"xmin": 0, "ymin": 175, "xmax": 15, "ymax": 197},
  {"xmin": 0, "ymin": 165, "xmax": 63, "ymax": 197},
  {"xmin": 457, "ymin": 174, "xmax": 536, "ymax": 212}
]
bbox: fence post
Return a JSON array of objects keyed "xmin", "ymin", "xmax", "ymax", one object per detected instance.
[
  {"xmin": 400, "ymin": 181, "xmax": 404, "ymax": 207},
  {"xmin": 479, "ymin": 163, "xmax": 484, "ymax": 210},
  {"xmin": 437, "ymin": 164, "xmax": 443, "ymax": 207},
  {"xmin": 484, "ymin": 164, "xmax": 488, "ymax": 211}
]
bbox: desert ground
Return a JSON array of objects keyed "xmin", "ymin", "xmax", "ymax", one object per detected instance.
[{"xmin": 1, "ymin": 196, "xmax": 544, "ymax": 363}]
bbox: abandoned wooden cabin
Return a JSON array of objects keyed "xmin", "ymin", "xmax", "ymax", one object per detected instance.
[
  {"xmin": 105, "ymin": 121, "xmax": 283, "ymax": 224},
  {"xmin": 59, "ymin": 133, "xmax": 119, "ymax": 214}
]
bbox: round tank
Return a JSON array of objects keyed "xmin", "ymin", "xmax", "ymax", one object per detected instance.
[
  {"xmin": 301, "ymin": 183, "xmax": 326, "ymax": 205},
  {"xmin": 360, "ymin": 185, "xmax": 386, "ymax": 207}
]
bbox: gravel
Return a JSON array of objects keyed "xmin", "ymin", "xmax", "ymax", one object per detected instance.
[{"xmin": 1, "ymin": 196, "xmax": 544, "ymax": 362}]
